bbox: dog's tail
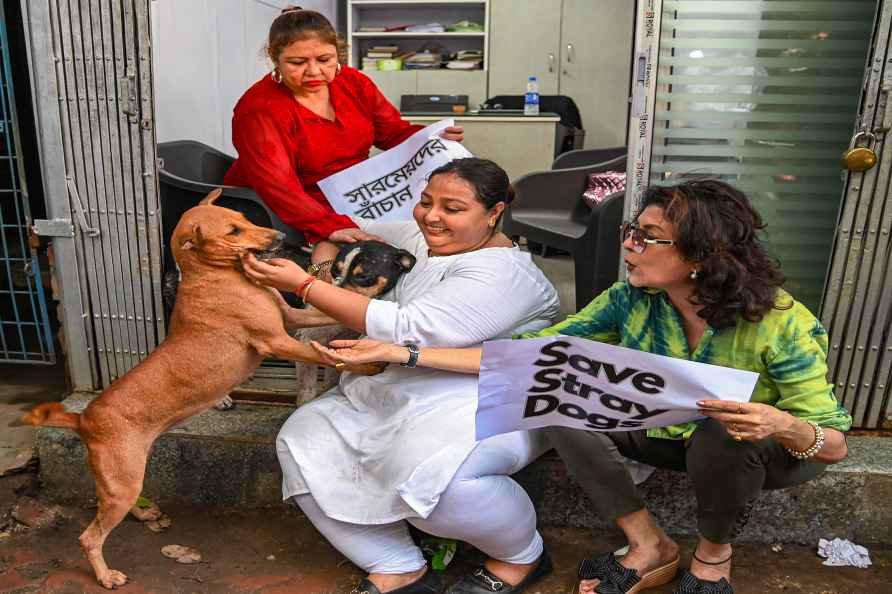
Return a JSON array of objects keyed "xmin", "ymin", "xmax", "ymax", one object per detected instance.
[{"xmin": 10, "ymin": 402, "xmax": 80, "ymax": 430}]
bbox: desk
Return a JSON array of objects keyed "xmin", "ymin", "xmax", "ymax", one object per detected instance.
[{"xmin": 403, "ymin": 113, "xmax": 560, "ymax": 181}]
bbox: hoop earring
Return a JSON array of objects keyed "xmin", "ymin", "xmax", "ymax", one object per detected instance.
[
  {"xmin": 271, "ymin": 68, "xmax": 283, "ymax": 84},
  {"xmin": 336, "ymin": 63, "xmax": 342, "ymax": 75},
  {"xmin": 690, "ymin": 269, "xmax": 699, "ymax": 279}
]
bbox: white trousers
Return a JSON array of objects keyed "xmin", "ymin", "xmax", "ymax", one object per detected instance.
[{"xmin": 293, "ymin": 430, "xmax": 548, "ymax": 574}]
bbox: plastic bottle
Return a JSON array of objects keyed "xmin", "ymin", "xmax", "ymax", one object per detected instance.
[{"xmin": 524, "ymin": 76, "xmax": 540, "ymax": 116}]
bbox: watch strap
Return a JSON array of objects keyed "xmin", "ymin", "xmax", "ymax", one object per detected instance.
[{"xmin": 401, "ymin": 342, "xmax": 420, "ymax": 368}]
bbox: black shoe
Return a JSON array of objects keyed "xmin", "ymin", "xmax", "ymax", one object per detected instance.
[
  {"xmin": 351, "ymin": 567, "xmax": 443, "ymax": 594},
  {"xmin": 672, "ymin": 569, "xmax": 733, "ymax": 594},
  {"xmin": 444, "ymin": 551, "xmax": 552, "ymax": 593}
]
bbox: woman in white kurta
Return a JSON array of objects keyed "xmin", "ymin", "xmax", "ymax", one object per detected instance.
[{"xmin": 243, "ymin": 158, "xmax": 560, "ymax": 594}]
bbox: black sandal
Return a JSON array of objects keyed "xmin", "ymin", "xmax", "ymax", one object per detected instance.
[
  {"xmin": 351, "ymin": 567, "xmax": 443, "ymax": 594},
  {"xmin": 576, "ymin": 551, "xmax": 679, "ymax": 594},
  {"xmin": 672, "ymin": 570, "xmax": 733, "ymax": 594},
  {"xmin": 671, "ymin": 549, "xmax": 733, "ymax": 594},
  {"xmin": 444, "ymin": 550, "xmax": 552, "ymax": 593}
]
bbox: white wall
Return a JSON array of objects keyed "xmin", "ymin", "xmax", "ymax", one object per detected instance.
[{"xmin": 151, "ymin": 0, "xmax": 336, "ymax": 156}]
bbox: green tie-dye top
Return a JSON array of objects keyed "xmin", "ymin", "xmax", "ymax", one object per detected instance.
[{"xmin": 521, "ymin": 282, "xmax": 852, "ymax": 440}]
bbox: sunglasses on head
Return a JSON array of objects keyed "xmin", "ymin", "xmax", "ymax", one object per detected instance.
[{"xmin": 620, "ymin": 222, "xmax": 676, "ymax": 254}]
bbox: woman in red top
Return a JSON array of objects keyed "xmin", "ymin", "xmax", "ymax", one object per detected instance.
[{"xmin": 224, "ymin": 8, "xmax": 462, "ymax": 246}]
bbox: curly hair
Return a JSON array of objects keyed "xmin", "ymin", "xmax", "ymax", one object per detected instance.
[{"xmin": 638, "ymin": 179, "xmax": 789, "ymax": 329}]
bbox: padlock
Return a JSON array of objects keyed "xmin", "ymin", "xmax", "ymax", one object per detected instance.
[{"xmin": 841, "ymin": 131, "xmax": 878, "ymax": 172}]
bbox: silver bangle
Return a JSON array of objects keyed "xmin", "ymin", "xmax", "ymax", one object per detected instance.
[{"xmin": 785, "ymin": 420, "xmax": 825, "ymax": 460}]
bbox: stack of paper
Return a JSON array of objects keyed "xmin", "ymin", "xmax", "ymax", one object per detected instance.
[
  {"xmin": 405, "ymin": 51, "xmax": 443, "ymax": 69},
  {"xmin": 446, "ymin": 49, "xmax": 483, "ymax": 70}
]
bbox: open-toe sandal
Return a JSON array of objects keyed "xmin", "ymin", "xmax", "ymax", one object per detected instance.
[
  {"xmin": 444, "ymin": 550, "xmax": 552, "ymax": 593},
  {"xmin": 576, "ymin": 552, "xmax": 678, "ymax": 594},
  {"xmin": 672, "ymin": 569, "xmax": 733, "ymax": 594},
  {"xmin": 351, "ymin": 567, "xmax": 443, "ymax": 594}
]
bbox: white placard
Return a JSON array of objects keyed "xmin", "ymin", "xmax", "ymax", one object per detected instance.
[
  {"xmin": 318, "ymin": 119, "xmax": 473, "ymax": 222},
  {"xmin": 475, "ymin": 336, "xmax": 759, "ymax": 440}
]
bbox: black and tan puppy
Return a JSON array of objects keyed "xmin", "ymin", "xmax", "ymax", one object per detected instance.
[{"xmin": 285, "ymin": 240, "xmax": 416, "ymax": 328}]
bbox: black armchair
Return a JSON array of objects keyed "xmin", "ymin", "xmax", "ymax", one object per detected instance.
[
  {"xmin": 157, "ymin": 140, "xmax": 306, "ymax": 274},
  {"xmin": 503, "ymin": 155, "xmax": 626, "ymax": 310},
  {"xmin": 552, "ymin": 146, "xmax": 627, "ymax": 170}
]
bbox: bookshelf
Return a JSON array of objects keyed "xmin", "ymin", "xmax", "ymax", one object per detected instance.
[{"xmin": 346, "ymin": 0, "xmax": 490, "ymax": 108}]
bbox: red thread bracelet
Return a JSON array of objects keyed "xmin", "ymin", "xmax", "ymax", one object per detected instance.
[{"xmin": 295, "ymin": 277, "xmax": 315, "ymax": 300}]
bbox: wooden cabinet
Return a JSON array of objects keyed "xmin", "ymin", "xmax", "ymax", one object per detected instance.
[
  {"xmin": 488, "ymin": 0, "xmax": 561, "ymax": 95},
  {"xmin": 488, "ymin": 0, "xmax": 634, "ymax": 148}
]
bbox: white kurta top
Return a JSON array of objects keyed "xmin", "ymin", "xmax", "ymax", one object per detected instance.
[{"xmin": 276, "ymin": 221, "xmax": 560, "ymax": 524}]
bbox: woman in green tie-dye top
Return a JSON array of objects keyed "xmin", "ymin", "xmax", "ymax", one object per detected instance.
[{"xmin": 313, "ymin": 180, "xmax": 851, "ymax": 594}]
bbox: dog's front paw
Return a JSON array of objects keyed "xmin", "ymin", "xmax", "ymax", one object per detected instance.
[
  {"xmin": 347, "ymin": 362, "xmax": 388, "ymax": 376},
  {"xmin": 214, "ymin": 395, "xmax": 235, "ymax": 411},
  {"xmin": 97, "ymin": 569, "xmax": 128, "ymax": 589}
]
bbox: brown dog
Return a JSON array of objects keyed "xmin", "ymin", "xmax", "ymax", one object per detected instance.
[{"xmin": 14, "ymin": 189, "xmax": 381, "ymax": 589}]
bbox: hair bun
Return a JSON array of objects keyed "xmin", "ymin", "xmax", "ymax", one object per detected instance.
[
  {"xmin": 505, "ymin": 184, "xmax": 516, "ymax": 205},
  {"xmin": 281, "ymin": 5, "xmax": 303, "ymax": 14}
]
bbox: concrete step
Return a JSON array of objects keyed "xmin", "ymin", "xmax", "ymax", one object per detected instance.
[{"xmin": 38, "ymin": 393, "xmax": 892, "ymax": 544}]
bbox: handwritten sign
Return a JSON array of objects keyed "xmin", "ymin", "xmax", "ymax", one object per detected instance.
[
  {"xmin": 318, "ymin": 119, "xmax": 473, "ymax": 222},
  {"xmin": 475, "ymin": 336, "xmax": 758, "ymax": 440}
]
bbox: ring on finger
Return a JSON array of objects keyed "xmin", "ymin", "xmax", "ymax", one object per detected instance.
[
  {"xmin": 730, "ymin": 423, "xmax": 743, "ymax": 441},
  {"xmin": 334, "ymin": 362, "xmax": 346, "ymax": 371},
  {"xmin": 736, "ymin": 402, "xmax": 743, "ymax": 414}
]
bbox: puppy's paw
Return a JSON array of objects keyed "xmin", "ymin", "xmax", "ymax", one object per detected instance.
[
  {"xmin": 214, "ymin": 395, "xmax": 235, "ymax": 411},
  {"xmin": 347, "ymin": 362, "xmax": 388, "ymax": 376},
  {"xmin": 97, "ymin": 569, "xmax": 128, "ymax": 589}
]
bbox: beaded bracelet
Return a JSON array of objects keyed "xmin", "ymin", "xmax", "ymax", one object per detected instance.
[{"xmin": 785, "ymin": 420, "xmax": 825, "ymax": 460}]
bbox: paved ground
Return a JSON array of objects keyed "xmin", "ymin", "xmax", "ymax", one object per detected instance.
[
  {"xmin": 2, "ymin": 335, "xmax": 892, "ymax": 593},
  {"xmin": 0, "ymin": 465, "xmax": 890, "ymax": 594}
]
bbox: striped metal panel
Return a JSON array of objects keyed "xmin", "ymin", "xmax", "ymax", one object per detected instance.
[
  {"xmin": 648, "ymin": 0, "xmax": 876, "ymax": 313},
  {"xmin": 48, "ymin": 0, "xmax": 163, "ymax": 386},
  {"xmin": 0, "ymin": 3, "xmax": 55, "ymax": 363},
  {"xmin": 821, "ymin": 0, "xmax": 892, "ymax": 429}
]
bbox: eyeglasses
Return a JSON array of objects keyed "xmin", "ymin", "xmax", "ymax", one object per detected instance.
[{"xmin": 620, "ymin": 222, "xmax": 676, "ymax": 254}]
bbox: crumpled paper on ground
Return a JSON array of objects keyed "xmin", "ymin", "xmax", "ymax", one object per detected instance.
[{"xmin": 817, "ymin": 537, "xmax": 871, "ymax": 568}]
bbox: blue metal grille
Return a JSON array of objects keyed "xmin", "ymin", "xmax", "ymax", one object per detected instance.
[{"xmin": 0, "ymin": 6, "xmax": 55, "ymax": 364}]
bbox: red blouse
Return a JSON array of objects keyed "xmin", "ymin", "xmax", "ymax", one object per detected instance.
[{"xmin": 224, "ymin": 66, "xmax": 423, "ymax": 244}]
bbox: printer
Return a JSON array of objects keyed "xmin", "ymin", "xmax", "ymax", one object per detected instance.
[{"xmin": 400, "ymin": 94, "xmax": 469, "ymax": 113}]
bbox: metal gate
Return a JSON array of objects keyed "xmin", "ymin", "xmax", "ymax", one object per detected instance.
[
  {"xmin": 0, "ymin": 3, "xmax": 55, "ymax": 364},
  {"xmin": 26, "ymin": 0, "xmax": 163, "ymax": 388},
  {"xmin": 821, "ymin": 0, "xmax": 892, "ymax": 430}
]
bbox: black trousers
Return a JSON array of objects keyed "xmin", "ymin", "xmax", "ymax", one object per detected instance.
[{"xmin": 545, "ymin": 419, "xmax": 826, "ymax": 543}]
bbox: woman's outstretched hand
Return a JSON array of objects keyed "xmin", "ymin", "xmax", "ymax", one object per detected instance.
[
  {"xmin": 312, "ymin": 339, "xmax": 405, "ymax": 366},
  {"xmin": 242, "ymin": 253, "xmax": 309, "ymax": 292}
]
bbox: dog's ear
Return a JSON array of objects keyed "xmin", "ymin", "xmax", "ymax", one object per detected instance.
[
  {"xmin": 394, "ymin": 250, "xmax": 416, "ymax": 272},
  {"xmin": 199, "ymin": 187, "xmax": 223, "ymax": 206},
  {"xmin": 180, "ymin": 224, "xmax": 204, "ymax": 250}
]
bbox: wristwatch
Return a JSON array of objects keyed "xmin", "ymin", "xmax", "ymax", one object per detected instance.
[
  {"xmin": 401, "ymin": 342, "xmax": 420, "ymax": 368},
  {"xmin": 307, "ymin": 259, "xmax": 333, "ymax": 278}
]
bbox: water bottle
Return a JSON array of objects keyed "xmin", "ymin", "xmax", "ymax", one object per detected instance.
[{"xmin": 524, "ymin": 76, "xmax": 540, "ymax": 116}]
